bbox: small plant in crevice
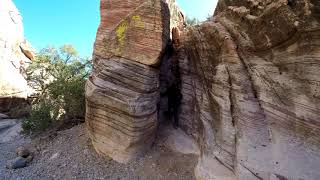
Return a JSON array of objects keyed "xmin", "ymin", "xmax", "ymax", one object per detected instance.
[
  {"xmin": 185, "ymin": 16, "xmax": 200, "ymax": 26},
  {"xmin": 22, "ymin": 44, "xmax": 91, "ymax": 134}
]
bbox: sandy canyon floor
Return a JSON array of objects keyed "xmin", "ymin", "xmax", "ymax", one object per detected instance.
[{"xmin": 0, "ymin": 118, "xmax": 198, "ymax": 180}]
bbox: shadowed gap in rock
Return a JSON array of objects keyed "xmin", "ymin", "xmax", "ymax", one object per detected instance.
[{"xmin": 158, "ymin": 38, "xmax": 182, "ymax": 130}]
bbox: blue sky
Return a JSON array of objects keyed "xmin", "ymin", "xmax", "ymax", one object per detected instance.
[
  {"xmin": 14, "ymin": 0, "xmax": 217, "ymax": 57},
  {"xmin": 177, "ymin": 0, "xmax": 218, "ymax": 21}
]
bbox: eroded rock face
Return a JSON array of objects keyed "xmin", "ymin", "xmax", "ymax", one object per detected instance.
[
  {"xmin": 94, "ymin": 0, "xmax": 171, "ymax": 66},
  {"xmin": 0, "ymin": 0, "xmax": 35, "ymax": 112},
  {"xmin": 86, "ymin": 0, "xmax": 173, "ymax": 163},
  {"xmin": 88, "ymin": 0, "xmax": 320, "ymax": 178},
  {"xmin": 178, "ymin": 0, "xmax": 320, "ymax": 179}
]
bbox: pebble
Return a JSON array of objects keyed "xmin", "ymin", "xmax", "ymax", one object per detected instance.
[
  {"xmin": 1, "ymin": 125, "xmax": 196, "ymax": 179},
  {"xmin": 6, "ymin": 157, "xmax": 27, "ymax": 169},
  {"xmin": 16, "ymin": 146, "xmax": 30, "ymax": 158},
  {"xmin": 50, "ymin": 153, "xmax": 59, "ymax": 160}
]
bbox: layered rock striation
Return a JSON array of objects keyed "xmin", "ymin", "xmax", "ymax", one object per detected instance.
[
  {"xmin": 178, "ymin": 0, "xmax": 320, "ymax": 179},
  {"xmin": 88, "ymin": 0, "xmax": 320, "ymax": 179},
  {"xmin": 0, "ymin": 0, "xmax": 35, "ymax": 112},
  {"xmin": 86, "ymin": 0, "xmax": 175, "ymax": 163},
  {"xmin": 94, "ymin": 0, "xmax": 170, "ymax": 66}
]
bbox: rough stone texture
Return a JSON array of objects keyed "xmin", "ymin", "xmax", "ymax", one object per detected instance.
[
  {"xmin": 88, "ymin": 0, "xmax": 320, "ymax": 178},
  {"xmin": 86, "ymin": 57, "xmax": 160, "ymax": 163},
  {"xmin": 177, "ymin": 0, "xmax": 320, "ymax": 179},
  {"xmin": 165, "ymin": 0, "xmax": 185, "ymax": 34},
  {"xmin": 0, "ymin": 0, "xmax": 35, "ymax": 113},
  {"xmin": 94, "ymin": 0, "xmax": 170, "ymax": 66},
  {"xmin": 86, "ymin": 0, "xmax": 175, "ymax": 163},
  {"xmin": 159, "ymin": 125, "xmax": 200, "ymax": 155}
]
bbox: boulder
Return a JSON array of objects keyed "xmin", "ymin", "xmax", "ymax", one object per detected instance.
[{"xmin": 86, "ymin": 0, "xmax": 173, "ymax": 163}]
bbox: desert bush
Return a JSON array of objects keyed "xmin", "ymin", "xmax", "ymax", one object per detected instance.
[
  {"xmin": 22, "ymin": 45, "xmax": 91, "ymax": 133},
  {"xmin": 185, "ymin": 16, "xmax": 200, "ymax": 26},
  {"xmin": 22, "ymin": 100, "xmax": 52, "ymax": 133}
]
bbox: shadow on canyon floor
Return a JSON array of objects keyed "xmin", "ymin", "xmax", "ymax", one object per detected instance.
[{"xmin": 0, "ymin": 123, "xmax": 198, "ymax": 180}]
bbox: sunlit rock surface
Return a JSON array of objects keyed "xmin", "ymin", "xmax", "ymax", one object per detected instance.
[
  {"xmin": 178, "ymin": 0, "xmax": 320, "ymax": 179},
  {"xmin": 94, "ymin": 0, "xmax": 171, "ymax": 66},
  {"xmin": 0, "ymin": 0, "xmax": 35, "ymax": 112},
  {"xmin": 86, "ymin": 0, "xmax": 174, "ymax": 163},
  {"xmin": 87, "ymin": 0, "xmax": 320, "ymax": 178}
]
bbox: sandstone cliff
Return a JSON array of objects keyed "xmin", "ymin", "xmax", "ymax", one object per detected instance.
[
  {"xmin": 86, "ymin": 0, "xmax": 174, "ymax": 163},
  {"xmin": 87, "ymin": 0, "xmax": 320, "ymax": 179},
  {"xmin": 0, "ymin": 0, "xmax": 35, "ymax": 112},
  {"xmin": 178, "ymin": 0, "xmax": 320, "ymax": 179}
]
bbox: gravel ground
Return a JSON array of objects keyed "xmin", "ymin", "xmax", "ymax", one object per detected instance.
[{"xmin": 0, "ymin": 124, "xmax": 197, "ymax": 180}]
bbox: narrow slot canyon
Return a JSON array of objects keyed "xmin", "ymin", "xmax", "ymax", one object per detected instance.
[
  {"xmin": 86, "ymin": 0, "xmax": 320, "ymax": 179},
  {"xmin": 1, "ymin": 0, "xmax": 319, "ymax": 179}
]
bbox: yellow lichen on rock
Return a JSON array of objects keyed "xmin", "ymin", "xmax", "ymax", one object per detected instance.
[
  {"xmin": 132, "ymin": 15, "xmax": 145, "ymax": 28},
  {"xmin": 132, "ymin": 15, "xmax": 141, "ymax": 21},
  {"xmin": 115, "ymin": 21, "xmax": 128, "ymax": 55}
]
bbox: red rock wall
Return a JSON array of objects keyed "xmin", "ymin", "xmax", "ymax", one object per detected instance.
[
  {"xmin": 86, "ymin": 0, "xmax": 171, "ymax": 163},
  {"xmin": 94, "ymin": 0, "xmax": 170, "ymax": 66}
]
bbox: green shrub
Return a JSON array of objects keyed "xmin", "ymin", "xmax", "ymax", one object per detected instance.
[
  {"xmin": 23, "ymin": 45, "xmax": 91, "ymax": 133},
  {"xmin": 22, "ymin": 101, "xmax": 52, "ymax": 134}
]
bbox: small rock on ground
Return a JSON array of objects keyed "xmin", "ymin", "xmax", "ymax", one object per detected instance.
[
  {"xmin": 6, "ymin": 157, "xmax": 27, "ymax": 169},
  {"xmin": 0, "ymin": 124, "xmax": 198, "ymax": 180},
  {"xmin": 16, "ymin": 146, "xmax": 30, "ymax": 158}
]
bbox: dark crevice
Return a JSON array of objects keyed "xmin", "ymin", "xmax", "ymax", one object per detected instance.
[
  {"xmin": 287, "ymin": 0, "xmax": 296, "ymax": 8},
  {"xmin": 158, "ymin": 40, "xmax": 182, "ymax": 128},
  {"xmin": 275, "ymin": 174, "xmax": 289, "ymax": 180},
  {"xmin": 240, "ymin": 163, "xmax": 264, "ymax": 180},
  {"xmin": 237, "ymin": 50, "xmax": 268, "ymax": 113},
  {"xmin": 215, "ymin": 156, "xmax": 234, "ymax": 172},
  {"xmin": 226, "ymin": 66, "xmax": 238, "ymax": 171},
  {"xmin": 226, "ymin": 68, "xmax": 235, "ymax": 127}
]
